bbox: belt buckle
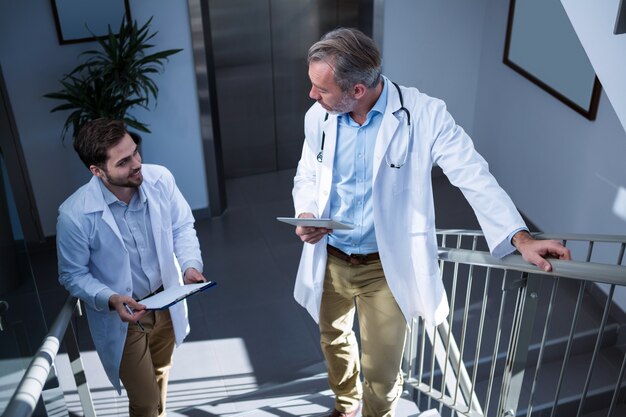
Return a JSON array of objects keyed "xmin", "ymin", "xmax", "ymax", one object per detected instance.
[{"xmin": 350, "ymin": 254, "xmax": 368, "ymax": 265}]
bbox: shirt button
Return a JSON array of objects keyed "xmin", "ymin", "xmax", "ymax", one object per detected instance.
[
  {"xmin": 126, "ymin": 288, "xmax": 131, "ymax": 292},
  {"xmin": 358, "ymin": 153, "xmax": 363, "ymax": 158}
]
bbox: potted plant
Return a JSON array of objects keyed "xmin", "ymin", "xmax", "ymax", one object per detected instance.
[{"xmin": 45, "ymin": 17, "xmax": 182, "ymax": 139}]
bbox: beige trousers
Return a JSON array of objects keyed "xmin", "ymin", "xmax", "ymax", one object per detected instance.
[
  {"xmin": 320, "ymin": 254, "xmax": 407, "ymax": 417},
  {"xmin": 119, "ymin": 309, "xmax": 175, "ymax": 417}
]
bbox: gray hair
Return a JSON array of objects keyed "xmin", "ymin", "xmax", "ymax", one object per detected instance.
[{"xmin": 307, "ymin": 28, "xmax": 381, "ymax": 92}]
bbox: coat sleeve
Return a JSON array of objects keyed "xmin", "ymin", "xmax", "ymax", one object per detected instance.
[
  {"xmin": 428, "ymin": 98, "xmax": 527, "ymax": 257},
  {"xmin": 293, "ymin": 109, "xmax": 321, "ymax": 217},
  {"xmin": 57, "ymin": 209, "xmax": 115, "ymax": 311}
]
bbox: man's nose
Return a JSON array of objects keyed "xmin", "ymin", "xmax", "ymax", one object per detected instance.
[{"xmin": 309, "ymin": 86, "xmax": 320, "ymax": 100}]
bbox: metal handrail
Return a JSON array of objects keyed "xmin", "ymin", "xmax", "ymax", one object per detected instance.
[
  {"xmin": 436, "ymin": 228, "xmax": 626, "ymax": 245},
  {"xmin": 439, "ymin": 248, "xmax": 626, "ymax": 285},
  {"xmin": 2, "ymin": 295, "xmax": 77, "ymax": 417},
  {"xmin": 406, "ymin": 230, "xmax": 626, "ymax": 417},
  {"xmin": 535, "ymin": 232, "xmax": 626, "ymax": 243}
]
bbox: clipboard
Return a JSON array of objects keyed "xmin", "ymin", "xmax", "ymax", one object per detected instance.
[
  {"xmin": 276, "ymin": 217, "xmax": 353, "ymax": 230},
  {"xmin": 140, "ymin": 281, "xmax": 217, "ymax": 310}
]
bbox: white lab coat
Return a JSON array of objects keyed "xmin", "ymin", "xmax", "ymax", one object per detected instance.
[
  {"xmin": 57, "ymin": 164, "xmax": 202, "ymax": 392},
  {"xmin": 293, "ymin": 76, "xmax": 526, "ymax": 326}
]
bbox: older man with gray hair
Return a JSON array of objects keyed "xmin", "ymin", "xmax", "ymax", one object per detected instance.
[{"xmin": 290, "ymin": 28, "xmax": 570, "ymax": 417}]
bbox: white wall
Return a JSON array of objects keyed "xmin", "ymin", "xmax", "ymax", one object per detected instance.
[
  {"xmin": 381, "ymin": 0, "xmax": 489, "ymax": 135},
  {"xmin": 473, "ymin": 0, "xmax": 626, "ymax": 237},
  {"xmin": 559, "ymin": 0, "xmax": 626, "ymax": 305},
  {"xmin": 561, "ymin": 0, "xmax": 626, "ymax": 139},
  {"xmin": 0, "ymin": 0, "xmax": 207, "ymax": 237},
  {"xmin": 383, "ymin": 0, "xmax": 626, "ymax": 236},
  {"xmin": 382, "ymin": 1, "xmax": 626, "ymax": 305}
]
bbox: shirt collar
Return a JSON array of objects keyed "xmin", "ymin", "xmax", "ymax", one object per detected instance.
[{"xmin": 98, "ymin": 178, "xmax": 146, "ymax": 207}]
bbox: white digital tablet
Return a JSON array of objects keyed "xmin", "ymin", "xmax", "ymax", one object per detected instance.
[{"xmin": 276, "ymin": 217, "xmax": 354, "ymax": 230}]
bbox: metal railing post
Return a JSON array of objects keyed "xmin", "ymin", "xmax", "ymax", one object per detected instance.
[
  {"xmin": 497, "ymin": 272, "xmax": 540, "ymax": 417},
  {"xmin": 63, "ymin": 309, "xmax": 96, "ymax": 417}
]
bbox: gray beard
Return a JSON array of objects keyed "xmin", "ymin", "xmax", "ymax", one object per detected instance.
[{"xmin": 326, "ymin": 92, "xmax": 357, "ymax": 115}]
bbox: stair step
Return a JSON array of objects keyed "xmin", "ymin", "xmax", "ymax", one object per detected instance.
[
  {"xmin": 233, "ymin": 388, "xmax": 421, "ymax": 416},
  {"xmin": 409, "ymin": 347, "xmax": 624, "ymax": 417},
  {"xmin": 581, "ymin": 403, "xmax": 626, "ymax": 417},
  {"xmin": 488, "ymin": 347, "xmax": 623, "ymax": 417},
  {"xmin": 411, "ymin": 323, "xmax": 620, "ymax": 385}
]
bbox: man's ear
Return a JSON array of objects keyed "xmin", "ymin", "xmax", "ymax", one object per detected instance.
[
  {"xmin": 353, "ymin": 83, "xmax": 367, "ymax": 100},
  {"xmin": 89, "ymin": 165, "xmax": 104, "ymax": 178}
]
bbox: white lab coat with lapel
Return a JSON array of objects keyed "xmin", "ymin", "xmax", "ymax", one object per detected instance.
[
  {"xmin": 293, "ymin": 76, "xmax": 526, "ymax": 326},
  {"xmin": 57, "ymin": 164, "xmax": 201, "ymax": 392}
]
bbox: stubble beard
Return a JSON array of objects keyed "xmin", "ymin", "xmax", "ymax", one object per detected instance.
[
  {"xmin": 104, "ymin": 167, "xmax": 143, "ymax": 189},
  {"xmin": 325, "ymin": 91, "xmax": 357, "ymax": 115}
]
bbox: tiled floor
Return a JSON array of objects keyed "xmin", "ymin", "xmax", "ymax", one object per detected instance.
[{"xmin": 29, "ymin": 168, "xmax": 484, "ymax": 416}]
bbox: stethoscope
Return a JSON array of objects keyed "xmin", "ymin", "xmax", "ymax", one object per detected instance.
[{"xmin": 316, "ymin": 81, "xmax": 411, "ymax": 169}]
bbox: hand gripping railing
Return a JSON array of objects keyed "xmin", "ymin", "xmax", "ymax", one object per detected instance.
[
  {"xmin": 403, "ymin": 230, "xmax": 626, "ymax": 417},
  {"xmin": 2, "ymin": 296, "xmax": 96, "ymax": 417}
]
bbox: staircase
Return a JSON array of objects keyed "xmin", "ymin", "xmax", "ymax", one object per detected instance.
[
  {"xmin": 198, "ymin": 231, "xmax": 626, "ymax": 417},
  {"xmin": 166, "ymin": 361, "xmax": 418, "ymax": 417}
]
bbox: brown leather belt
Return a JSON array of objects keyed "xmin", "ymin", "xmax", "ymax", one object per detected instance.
[
  {"xmin": 138, "ymin": 285, "xmax": 164, "ymax": 301},
  {"xmin": 149, "ymin": 285, "xmax": 164, "ymax": 297},
  {"xmin": 327, "ymin": 245, "xmax": 380, "ymax": 265}
]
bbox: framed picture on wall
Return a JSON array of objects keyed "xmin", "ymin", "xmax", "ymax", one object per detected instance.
[
  {"xmin": 503, "ymin": 0, "xmax": 601, "ymax": 120},
  {"xmin": 50, "ymin": 0, "xmax": 131, "ymax": 45}
]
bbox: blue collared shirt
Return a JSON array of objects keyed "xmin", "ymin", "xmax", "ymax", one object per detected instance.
[
  {"xmin": 328, "ymin": 80, "xmax": 388, "ymax": 255},
  {"xmin": 98, "ymin": 180, "xmax": 161, "ymax": 301}
]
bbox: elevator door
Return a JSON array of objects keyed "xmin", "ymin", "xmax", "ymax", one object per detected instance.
[{"xmin": 209, "ymin": 0, "xmax": 367, "ymax": 179}]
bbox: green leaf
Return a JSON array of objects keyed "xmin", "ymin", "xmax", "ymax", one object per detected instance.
[{"xmin": 43, "ymin": 15, "xmax": 178, "ymax": 139}]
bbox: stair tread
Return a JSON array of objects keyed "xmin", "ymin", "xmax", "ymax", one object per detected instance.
[
  {"xmin": 232, "ymin": 388, "xmax": 420, "ymax": 416},
  {"xmin": 581, "ymin": 403, "xmax": 626, "ymax": 417},
  {"xmin": 461, "ymin": 348, "xmax": 624, "ymax": 416}
]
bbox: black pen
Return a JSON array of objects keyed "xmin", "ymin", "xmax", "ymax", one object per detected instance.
[{"xmin": 123, "ymin": 303, "xmax": 145, "ymax": 331}]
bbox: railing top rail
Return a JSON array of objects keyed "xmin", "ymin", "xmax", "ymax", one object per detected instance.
[
  {"xmin": 436, "ymin": 229, "xmax": 626, "ymax": 244},
  {"xmin": 2, "ymin": 295, "xmax": 77, "ymax": 417},
  {"xmin": 436, "ymin": 229, "xmax": 486, "ymax": 237},
  {"xmin": 534, "ymin": 233, "xmax": 626, "ymax": 244},
  {"xmin": 439, "ymin": 248, "xmax": 626, "ymax": 286}
]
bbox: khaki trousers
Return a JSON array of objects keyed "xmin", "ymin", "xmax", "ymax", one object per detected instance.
[
  {"xmin": 119, "ymin": 309, "xmax": 175, "ymax": 417},
  {"xmin": 320, "ymin": 254, "xmax": 407, "ymax": 417}
]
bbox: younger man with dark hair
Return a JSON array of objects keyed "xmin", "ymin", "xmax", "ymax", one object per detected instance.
[{"xmin": 57, "ymin": 118, "xmax": 206, "ymax": 416}]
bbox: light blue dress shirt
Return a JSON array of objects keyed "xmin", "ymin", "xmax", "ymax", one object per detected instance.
[
  {"xmin": 328, "ymin": 80, "xmax": 388, "ymax": 255},
  {"xmin": 98, "ymin": 180, "xmax": 161, "ymax": 300},
  {"xmin": 93, "ymin": 178, "xmax": 204, "ymax": 311},
  {"xmin": 326, "ymin": 80, "xmax": 525, "ymax": 256}
]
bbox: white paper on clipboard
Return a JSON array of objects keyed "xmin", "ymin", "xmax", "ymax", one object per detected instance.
[
  {"xmin": 140, "ymin": 281, "xmax": 217, "ymax": 310},
  {"xmin": 276, "ymin": 217, "xmax": 353, "ymax": 230}
]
